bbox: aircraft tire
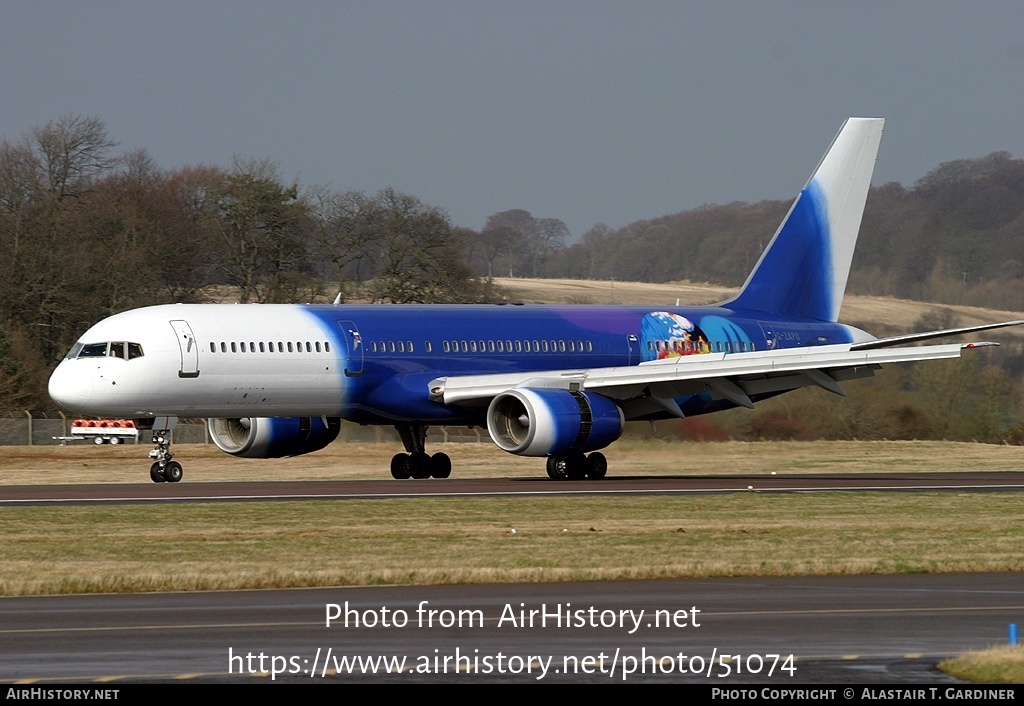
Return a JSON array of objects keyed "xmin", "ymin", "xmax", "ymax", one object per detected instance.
[
  {"xmin": 586, "ymin": 452, "xmax": 608, "ymax": 479},
  {"xmin": 430, "ymin": 452, "xmax": 452, "ymax": 479},
  {"xmin": 149, "ymin": 462, "xmax": 166, "ymax": 483},
  {"xmin": 163, "ymin": 461, "xmax": 183, "ymax": 483},
  {"xmin": 390, "ymin": 453, "xmax": 411, "ymax": 479},
  {"xmin": 546, "ymin": 456, "xmax": 568, "ymax": 480},
  {"xmin": 565, "ymin": 453, "xmax": 588, "ymax": 480},
  {"xmin": 409, "ymin": 451, "xmax": 432, "ymax": 479}
]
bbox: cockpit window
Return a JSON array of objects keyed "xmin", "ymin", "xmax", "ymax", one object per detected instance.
[
  {"xmin": 69, "ymin": 342, "xmax": 145, "ymax": 359},
  {"xmin": 64, "ymin": 342, "xmax": 84, "ymax": 360},
  {"xmin": 79, "ymin": 343, "xmax": 110, "ymax": 358}
]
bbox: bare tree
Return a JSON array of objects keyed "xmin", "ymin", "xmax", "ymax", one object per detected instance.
[
  {"xmin": 366, "ymin": 188, "xmax": 478, "ymax": 303},
  {"xmin": 310, "ymin": 189, "xmax": 380, "ymax": 301}
]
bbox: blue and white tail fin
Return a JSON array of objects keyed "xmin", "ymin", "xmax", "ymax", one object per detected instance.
[{"xmin": 725, "ymin": 117, "xmax": 884, "ymax": 322}]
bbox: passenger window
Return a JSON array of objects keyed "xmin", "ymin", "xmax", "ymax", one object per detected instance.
[
  {"xmin": 287, "ymin": 342, "xmax": 293, "ymax": 352},
  {"xmin": 210, "ymin": 342, "xmax": 216, "ymax": 353},
  {"xmin": 231, "ymin": 342, "xmax": 237, "ymax": 353},
  {"xmin": 325, "ymin": 342, "xmax": 331, "ymax": 352}
]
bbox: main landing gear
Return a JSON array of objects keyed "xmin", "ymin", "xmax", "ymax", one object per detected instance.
[
  {"xmin": 546, "ymin": 452, "xmax": 607, "ymax": 480},
  {"xmin": 391, "ymin": 424, "xmax": 451, "ymax": 480},
  {"xmin": 148, "ymin": 427, "xmax": 183, "ymax": 483}
]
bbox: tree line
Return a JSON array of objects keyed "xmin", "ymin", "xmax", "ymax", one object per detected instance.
[{"xmin": 0, "ymin": 116, "xmax": 572, "ymax": 411}]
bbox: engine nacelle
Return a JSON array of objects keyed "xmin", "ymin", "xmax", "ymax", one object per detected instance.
[
  {"xmin": 486, "ymin": 388, "xmax": 625, "ymax": 457},
  {"xmin": 208, "ymin": 417, "xmax": 341, "ymax": 458}
]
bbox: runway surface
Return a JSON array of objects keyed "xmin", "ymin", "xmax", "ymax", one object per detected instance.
[
  {"xmin": 4, "ymin": 471, "xmax": 1024, "ymax": 504},
  {"xmin": 2, "ymin": 573, "xmax": 1021, "ymax": 683}
]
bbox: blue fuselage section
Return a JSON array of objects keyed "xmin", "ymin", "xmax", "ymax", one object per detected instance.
[{"xmin": 302, "ymin": 303, "xmax": 863, "ymax": 425}]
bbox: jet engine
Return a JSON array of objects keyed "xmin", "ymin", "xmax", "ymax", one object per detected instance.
[
  {"xmin": 486, "ymin": 388, "xmax": 624, "ymax": 457},
  {"xmin": 208, "ymin": 417, "xmax": 341, "ymax": 458}
]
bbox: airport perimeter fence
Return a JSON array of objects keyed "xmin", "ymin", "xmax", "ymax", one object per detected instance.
[{"xmin": 0, "ymin": 414, "xmax": 491, "ymax": 447}]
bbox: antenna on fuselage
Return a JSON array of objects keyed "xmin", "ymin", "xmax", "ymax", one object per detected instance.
[{"xmin": 333, "ymin": 293, "xmax": 342, "ymax": 305}]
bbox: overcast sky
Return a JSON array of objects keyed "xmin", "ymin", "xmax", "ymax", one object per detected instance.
[{"xmin": 2, "ymin": 1, "xmax": 1022, "ymax": 237}]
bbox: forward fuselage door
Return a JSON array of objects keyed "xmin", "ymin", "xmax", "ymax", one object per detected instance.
[
  {"xmin": 338, "ymin": 320, "xmax": 364, "ymax": 376},
  {"xmin": 169, "ymin": 319, "xmax": 200, "ymax": 378},
  {"xmin": 627, "ymin": 334, "xmax": 640, "ymax": 365}
]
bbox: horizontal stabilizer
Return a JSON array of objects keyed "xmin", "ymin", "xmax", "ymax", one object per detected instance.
[{"xmin": 851, "ymin": 320, "xmax": 1024, "ymax": 350}]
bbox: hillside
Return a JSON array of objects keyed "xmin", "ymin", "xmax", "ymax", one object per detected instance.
[{"xmin": 494, "ymin": 277, "xmax": 1024, "ymax": 338}]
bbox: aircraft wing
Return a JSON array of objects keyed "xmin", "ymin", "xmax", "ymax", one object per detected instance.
[{"xmin": 428, "ymin": 341, "xmax": 994, "ymax": 419}]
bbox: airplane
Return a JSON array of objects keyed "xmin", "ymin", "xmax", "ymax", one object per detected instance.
[{"xmin": 47, "ymin": 117, "xmax": 1023, "ymax": 483}]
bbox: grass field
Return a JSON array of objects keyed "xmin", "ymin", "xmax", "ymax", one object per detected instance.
[
  {"xmin": 493, "ymin": 277, "xmax": 1024, "ymax": 336},
  {"xmin": 3, "ymin": 488, "xmax": 1024, "ymax": 596}
]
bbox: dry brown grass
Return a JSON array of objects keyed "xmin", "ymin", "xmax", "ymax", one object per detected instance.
[
  {"xmin": 3, "ymin": 490, "xmax": 1024, "ymax": 595},
  {"xmin": 494, "ymin": 277, "xmax": 1024, "ymax": 336},
  {"xmin": 2, "ymin": 438, "xmax": 1023, "ymax": 485}
]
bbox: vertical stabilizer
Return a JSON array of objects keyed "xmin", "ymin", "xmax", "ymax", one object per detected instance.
[{"xmin": 725, "ymin": 118, "xmax": 884, "ymax": 322}]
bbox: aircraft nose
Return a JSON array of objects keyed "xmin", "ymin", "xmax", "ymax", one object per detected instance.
[{"xmin": 48, "ymin": 361, "xmax": 94, "ymax": 410}]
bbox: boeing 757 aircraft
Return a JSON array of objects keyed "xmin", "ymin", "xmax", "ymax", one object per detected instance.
[{"xmin": 47, "ymin": 118, "xmax": 1022, "ymax": 482}]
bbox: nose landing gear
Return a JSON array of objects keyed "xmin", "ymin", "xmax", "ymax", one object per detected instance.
[{"xmin": 143, "ymin": 417, "xmax": 182, "ymax": 483}]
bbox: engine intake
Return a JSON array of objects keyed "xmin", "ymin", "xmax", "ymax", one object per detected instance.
[
  {"xmin": 208, "ymin": 417, "xmax": 341, "ymax": 458},
  {"xmin": 486, "ymin": 388, "xmax": 624, "ymax": 457}
]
